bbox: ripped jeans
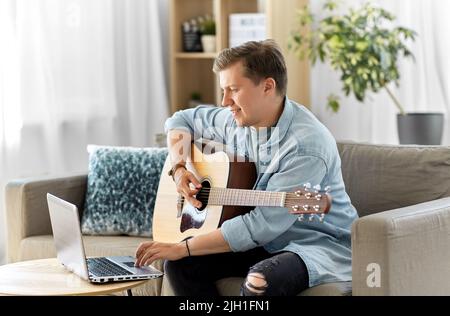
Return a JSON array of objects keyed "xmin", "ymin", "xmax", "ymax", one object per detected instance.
[{"xmin": 164, "ymin": 247, "xmax": 309, "ymax": 296}]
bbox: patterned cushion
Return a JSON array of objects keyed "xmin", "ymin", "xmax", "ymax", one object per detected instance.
[{"xmin": 81, "ymin": 145, "xmax": 168, "ymax": 237}]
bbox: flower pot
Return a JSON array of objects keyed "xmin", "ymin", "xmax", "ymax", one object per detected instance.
[
  {"xmin": 397, "ymin": 113, "xmax": 444, "ymax": 145},
  {"xmin": 201, "ymin": 35, "xmax": 216, "ymax": 53}
]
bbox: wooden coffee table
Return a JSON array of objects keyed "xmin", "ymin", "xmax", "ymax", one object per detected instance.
[{"xmin": 0, "ymin": 258, "xmax": 150, "ymax": 296}]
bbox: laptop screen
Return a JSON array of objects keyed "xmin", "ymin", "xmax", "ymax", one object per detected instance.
[{"xmin": 47, "ymin": 193, "xmax": 90, "ymax": 280}]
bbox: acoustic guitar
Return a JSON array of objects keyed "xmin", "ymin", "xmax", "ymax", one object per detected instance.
[{"xmin": 152, "ymin": 143, "xmax": 331, "ymax": 243}]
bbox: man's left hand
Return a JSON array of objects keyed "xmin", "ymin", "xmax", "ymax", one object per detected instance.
[{"xmin": 134, "ymin": 241, "xmax": 186, "ymax": 267}]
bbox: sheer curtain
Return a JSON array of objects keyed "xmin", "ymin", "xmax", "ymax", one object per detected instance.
[
  {"xmin": 0, "ymin": 0, "xmax": 169, "ymax": 264},
  {"xmin": 310, "ymin": 0, "xmax": 450, "ymax": 145}
]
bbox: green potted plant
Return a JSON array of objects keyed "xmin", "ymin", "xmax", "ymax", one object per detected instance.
[
  {"xmin": 289, "ymin": 0, "xmax": 444, "ymax": 145},
  {"xmin": 199, "ymin": 15, "xmax": 216, "ymax": 53}
]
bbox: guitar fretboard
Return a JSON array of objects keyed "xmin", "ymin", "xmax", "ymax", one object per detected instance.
[{"xmin": 207, "ymin": 188, "xmax": 286, "ymax": 207}]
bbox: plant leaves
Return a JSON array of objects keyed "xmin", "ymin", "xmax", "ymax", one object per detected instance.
[
  {"xmin": 327, "ymin": 94, "xmax": 340, "ymax": 112},
  {"xmin": 288, "ymin": 0, "xmax": 416, "ymax": 112}
]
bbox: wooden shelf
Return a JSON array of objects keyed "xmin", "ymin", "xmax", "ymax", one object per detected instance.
[
  {"xmin": 170, "ymin": 0, "xmax": 310, "ymax": 114},
  {"xmin": 175, "ymin": 52, "xmax": 218, "ymax": 59}
]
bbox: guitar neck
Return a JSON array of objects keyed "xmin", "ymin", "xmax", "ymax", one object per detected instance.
[{"xmin": 207, "ymin": 188, "xmax": 286, "ymax": 207}]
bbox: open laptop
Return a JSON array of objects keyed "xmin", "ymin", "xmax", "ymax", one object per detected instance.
[{"xmin": 47, "ymin": 193, "xmax": 163, "ymax": 283}]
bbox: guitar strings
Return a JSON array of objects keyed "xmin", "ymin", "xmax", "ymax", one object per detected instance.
[
  {"xmin": 178, "ymin": 195, "xmax": 326, "ymax": 211},
  {"xmin": 184, "ymin": 191, "xmax": 326, "ymax": 204},
  {"xmin": 183, "ymin": 187, "xmax": 326, "ymax": 195},
  {"xmin": 177, "ymin": 186, "xmax": 327, "ymax": 210},
  {"xmin": 186, "ymin": 189, "xmax": 325, "ymax": 200}
]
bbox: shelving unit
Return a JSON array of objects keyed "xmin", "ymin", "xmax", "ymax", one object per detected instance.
[{"xmin": 170, "ymin": 0, "xmax": 310, "ymax": 114}]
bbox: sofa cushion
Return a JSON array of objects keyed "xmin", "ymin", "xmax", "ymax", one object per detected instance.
[
  {"xmin": 337, "ymin": 142, "xmax": 450, "ymax": 217},
  {"xmin": 299, "ymin": 281, "xmax": 352, "ymax": 296},
  {"xmin": 81, "ymin": 145, "xmax": 168, "ymax": 237},
  {"xmin": 19, "ymin": 235, "xmax": 165, "ymax": 296}
]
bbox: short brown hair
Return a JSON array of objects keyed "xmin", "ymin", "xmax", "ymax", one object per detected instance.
[{"xmin": 213, "ymin": 39, "xmax": 287, "ymax": 96}]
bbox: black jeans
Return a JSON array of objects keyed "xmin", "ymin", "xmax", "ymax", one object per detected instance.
[{"xmin": 164, "ymin": 247, "xmax": 309, "ymax": 296}]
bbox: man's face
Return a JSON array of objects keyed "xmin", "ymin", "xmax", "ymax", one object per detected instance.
[{"xmin": 219, "ymin": 61, "xmax": 268, "ymax": 127}]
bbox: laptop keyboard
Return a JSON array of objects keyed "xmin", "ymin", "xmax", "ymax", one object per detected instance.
[{"xmin": 87, "ymin": 257, "xmax": 133, "ymax": 277}]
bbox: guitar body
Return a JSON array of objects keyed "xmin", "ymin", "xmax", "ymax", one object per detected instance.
[{"xmin": 152, "ymin": 144, "xmax": 257, "ymax": 243}]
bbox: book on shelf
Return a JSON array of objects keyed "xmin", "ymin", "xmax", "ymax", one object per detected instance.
[{"xmin": 229, "ymin": 13, "xmax": 267, "ymax": 48}]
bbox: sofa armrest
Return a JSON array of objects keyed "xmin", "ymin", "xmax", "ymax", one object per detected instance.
[
  {"xmin": 5, "ymin": 173, "xmax": 88, "ymax": 263},
  {"xmin": 351, "ymin": 197, "xmax": 450, "ymax": 295}
]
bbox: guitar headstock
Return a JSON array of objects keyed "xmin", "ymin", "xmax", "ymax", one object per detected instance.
[{"xmin": 286, "ymin": 183, "xmax": 332, "ymax": 223}]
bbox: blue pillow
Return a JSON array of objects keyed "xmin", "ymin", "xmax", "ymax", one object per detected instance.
[{"xmin": 81, "ymin": 145, "xmax": 168, "ymax": 237}]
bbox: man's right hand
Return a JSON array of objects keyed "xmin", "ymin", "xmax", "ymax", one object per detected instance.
[{"xmin": 174, "ymin": 168, "xmax": 203, "ymax": 209}]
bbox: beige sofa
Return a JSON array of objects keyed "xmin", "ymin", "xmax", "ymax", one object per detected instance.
[{"xmin": 5, "ymin": 141, "xmax": 450, "ymax": 295}]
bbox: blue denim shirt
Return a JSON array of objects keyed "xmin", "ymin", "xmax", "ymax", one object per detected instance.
[{"xmin": 165, "ymin": 97, "xmax": 359, "ymax": 287}]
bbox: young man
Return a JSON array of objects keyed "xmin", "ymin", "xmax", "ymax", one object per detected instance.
[{"xmin": 135, "ymin": 40, "xmax": 358, "ymax": 296}]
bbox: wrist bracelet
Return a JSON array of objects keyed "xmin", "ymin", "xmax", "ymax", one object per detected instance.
[
  {"xmin": 168, "ymin": 163, "xmax": 186, "ymax": 181},
  {"xmin": 185, "ymin": 239, "xmax": 191, "ymax": 257}
]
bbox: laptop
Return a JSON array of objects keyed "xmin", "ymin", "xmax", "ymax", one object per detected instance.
[{"xmin": 47, "ymin": 193, "xmax": 163, "ymax": 283}]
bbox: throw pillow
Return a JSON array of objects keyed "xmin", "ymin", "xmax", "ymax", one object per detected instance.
[{"xmin": 81, "ymin": 145, "xmax": 168, "ymax": 237}]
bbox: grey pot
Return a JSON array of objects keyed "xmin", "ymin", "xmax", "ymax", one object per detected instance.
[{"xmin": 397, "ymin": 113, "xmax": 444, "ymax": 145}]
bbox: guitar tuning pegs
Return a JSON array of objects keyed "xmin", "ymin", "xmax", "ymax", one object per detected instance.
[
  {"xmin": 319, "ymin": 214, "xmax": 325, "ymax": 223},
  {"xmin": 313, "ymin": 184, "xmax": 321, "ymax": 193},
  {"xmin": 324, "ymin": 186, "xmax": 331, "ymax": 193},
  {"xmin": 308, "ymin": 214, "xmax": 315, "ymax": 222},
  {"xmin": 303, "ymin": 183, "xmax": 311, "ymax": 191},
  {"xmin": 298, "ymin": 214, "xmax": 304, "ymax": 222}
]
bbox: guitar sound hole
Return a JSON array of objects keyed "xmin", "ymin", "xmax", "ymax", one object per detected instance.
[{"xmin": 195, "ymin": 180, "xmax": 211, "ymax": 211}]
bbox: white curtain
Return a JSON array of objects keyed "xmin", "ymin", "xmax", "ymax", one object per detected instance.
[
  {"xmin": 310, "ymin": 0, "xmax": 450, "ymax": 145},
  {"xmin": 0, "ymin": 0, "xmax": 169, "ymax": 264}
]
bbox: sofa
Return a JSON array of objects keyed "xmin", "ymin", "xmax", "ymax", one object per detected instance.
[{"xmin": 4, "ymin": 141, "xmax": 450, "ymax": 296}]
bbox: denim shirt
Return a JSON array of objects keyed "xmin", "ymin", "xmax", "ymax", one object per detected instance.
[{"xmin": 164, "ymin": 97, "xmax": 359, "ymax": 287}]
